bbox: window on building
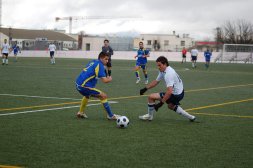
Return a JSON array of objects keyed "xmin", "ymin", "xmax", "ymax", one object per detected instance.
[
  {"xmin": 181, "ymin": 41, "xmax": 185, "ymax": 46},
  {"xmin": 86, "ymin": 43, "xmax": 90, "ymax": 51},
  {"xmin": 147, "ymin": 40, "xmax": 152, "ymax": 45},
  {"xmin": 164, "ymin": 40, "xmax": 169, "ymax": 46}
]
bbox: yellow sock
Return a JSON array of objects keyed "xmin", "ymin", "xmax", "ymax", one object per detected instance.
[{"xmin": 79, "ymin": 97, "xmax": 88, "ymax": 113}]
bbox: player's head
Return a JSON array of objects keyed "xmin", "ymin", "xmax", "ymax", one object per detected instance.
[
  {"xmin": 98, "ymin": 51, "xmax": 109, "ymax": 65},
  {"xmin": 156, "ymin": 56, "xmax": 169, "ymax": 72},
  {"xmin": 139, "ymin": 42, "xmax": 143, "ymax": 49},
  {"xmin": 104, "ymin": 39, "xmax": 109, "ymax": 46}
]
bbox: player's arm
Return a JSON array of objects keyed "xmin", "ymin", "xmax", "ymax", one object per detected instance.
[
  {"xmin": 101, "ymin": 76, "xmax": 112, "ymax": 83},
  {"xmin": 140, "ymin": 80, "xmax": 159, "ymax": 95}
]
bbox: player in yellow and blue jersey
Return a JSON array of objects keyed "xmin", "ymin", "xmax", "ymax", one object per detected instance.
[
  {"xmin": 134, "ymin": 42, "xmax": 150, "ymax": 84},
  {"xmin": 75, "ymin": 52, "xmax": 120, "ymax": 120}
]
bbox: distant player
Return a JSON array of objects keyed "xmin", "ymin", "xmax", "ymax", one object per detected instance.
[
  {"xmin": 12, "ymin": 42, "xmax": 21, "ymax": 62},
  {"xmin": 139, "ymin": 56, "xmax": 196, "ymax": 122},
  {"xmin": 134, "ymin": 42, "xmax": 150, "ymax": 84},
  {"xmin": 48, "ymin": 42, "xmax": 56, "ymax": 64},
  {"xmin": 75, "ymin": 52, "xmax": 120, "ymax": 120},
  {"xmin": 204, "ymin": 49, "xmax": 212, "ymax": 69},
  {"xmin": 1, "ymin": 39, "xmax": 11, "ymax": 65},
  {"xmin": 102, "ymin": 39, "xmax": 113, "ymax": 77},
  {"xmin": 181, "ymin": 47, "xmax": 187, "ymax": 63},
  {"xmin": 191, "ymin": 48, "xmax": 198, "ymax": 68}
]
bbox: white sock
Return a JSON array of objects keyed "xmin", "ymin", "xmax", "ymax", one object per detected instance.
[
  {"xmin": 175, "ymin": 106, "xmax": 195, "ymax": 120},
  {"xmin": 148, "ymin": 103, "xmax": 155, "ymax": 116},
  {"xmin": 53, "ymin": 57, "xmax": 55, "ymax": 64},
  {"xmin": 192, "ymin": 62, "xmax": 194, "ymax": 68},
  {"xmin": 6, "ymin": 59, "xmax": 8, "ymax": 64},
  {"xmin": 2, "ymin": 59, "xmax": 4, "ymax": 64}
]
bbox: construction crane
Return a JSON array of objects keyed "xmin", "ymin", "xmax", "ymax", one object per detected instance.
[{"xmin": 55, "ymin": 16, "xmax": 139, "ymax": 34}]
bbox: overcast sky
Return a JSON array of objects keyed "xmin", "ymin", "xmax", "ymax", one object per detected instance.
[{"xmin": 1, "ymin": 0, "xmax": 252, "ymax": 40}]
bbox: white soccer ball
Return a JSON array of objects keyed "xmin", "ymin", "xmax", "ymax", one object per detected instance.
[{"xmin": 116, "ymin": 116, "xmax": 130, "ymax": 128}]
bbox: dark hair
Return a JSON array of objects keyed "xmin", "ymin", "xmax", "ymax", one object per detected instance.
[
  {"xmin": 139, "ymin": 41, "xmax": 143, "ymax": 45},
  {"xmin": 156, "ymin": 56, "xmax": 169, "ymax": 66},
  {"xmin": 104, "ymin": 39, "xmax": 109, "ymax": 43},
  {"xmin": 98, "ymin": 51, "xmax": 109, "ymax": 59}
]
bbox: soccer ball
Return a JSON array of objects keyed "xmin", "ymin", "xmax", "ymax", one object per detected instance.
[{"xmin": 116, "ymin": 116, "xmax": 130, "ymax": 128}]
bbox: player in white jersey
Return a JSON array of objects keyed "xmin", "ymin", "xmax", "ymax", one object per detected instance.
[
  {"xmin": 139, "ymin": 56, "xmax": 196, "ymax": 121},
  {"xmin": 191, "ymin": 48, "xmax": 198, "ymax": 68},
  {"xmin": 1, "ymin": 39, "xmax": 11, "ymax": 65},
  {"xmin": 48, "ymin": 43, "xmax": 56, "ymax": 64}
]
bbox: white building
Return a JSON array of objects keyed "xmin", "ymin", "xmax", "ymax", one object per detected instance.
[{"xmin": 135, "ymin": 32, "xmax": 194, "ymax": 51}]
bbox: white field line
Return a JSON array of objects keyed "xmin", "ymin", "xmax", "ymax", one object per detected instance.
[
  {"xmin": 0, "ymin": 101, "xmax": 118, "ymax": 116},
  {"xmin": 0, "ymin": 93, "xmax": 81, "ymax": 101}
]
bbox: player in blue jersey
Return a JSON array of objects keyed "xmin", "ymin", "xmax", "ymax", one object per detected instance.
[
  {"xmin": 134, "ymin": 42, "xmax": 150, "ymax": 84},
  {"xmin": 12, "ymin": 42, "xmax": 21, "ymax": 62},
  {"xmin": 204, "ymin": 49, "xmax": 212, "ymax": 69},
  {"xmin": 75, "ymin": 52, "xmax": 120, "ymax": 120}
]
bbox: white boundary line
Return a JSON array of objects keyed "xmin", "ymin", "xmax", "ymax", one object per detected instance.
[
  {"xmin": 0, "ymin": 93, "xmax": 81, "ymax": 101},
  {"xmin": 0, "ymin": 101, "xmax": 118, "ymax": 116}
]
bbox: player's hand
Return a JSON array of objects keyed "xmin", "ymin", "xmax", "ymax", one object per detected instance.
[
  {"xmin": 140, "ymin": 87, "xmax": 147, "ymax": 95},
  {"xmin": 154, "ymin": 101, "xmax": 164, "ymax": 111}
]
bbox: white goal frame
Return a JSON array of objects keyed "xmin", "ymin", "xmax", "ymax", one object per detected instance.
[{"xmin": 216, "ymin": 44, "xmax": 253, "ymax": 63}]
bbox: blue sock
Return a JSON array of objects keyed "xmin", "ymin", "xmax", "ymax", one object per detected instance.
[{"xmin": 101, "ymin": 100, "xmax": 113, "ymax": 117}]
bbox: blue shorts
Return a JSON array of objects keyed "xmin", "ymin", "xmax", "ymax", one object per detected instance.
[
  {"xmin": 205, "ymin": 57, "xmax": 211, "ymax": 62},
  {"xmin": 159, "ymin": 90, "xmax": 184, "ymax": 105},
  {"xmin": 76, "ymin": 84, "xmax": 102, "ymax": 98},
  {"xmin": 136, "ymin": 62, "xmax": 147, "ymax": 70}
]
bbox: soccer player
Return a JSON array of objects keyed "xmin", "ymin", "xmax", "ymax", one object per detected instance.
[
  {"xmin": 139, "ymin": 56, "xmax": 196, "ymax": 121},
  {"xmin": 75, "ymin": 52, "xmax": 120, "ymax": 120},
  {"xmin": 191, "ymin": 48, "xmax": 198, "ymax": 68},
  {"xmin": 102, "ymin": 39, "xmax": 113, "ymax": 77},
  {"xmin": 204, "ymin": 49, "xmax": 212, "ymax": 69},
  {"xmin": 181, "ymin": 47, "xmax": 187, "ymax": 63},
  {"xmin": 48, "ymin": 42, "xmax": 56, "ymax": 64},
  {"xmin": 12, "ymin": 42, "xmax": 21, "ymax": 62},
  {"xmin": 1, "ymin": 39, "xmax": 11, "ymax": 65},
  {"xmin": 134, "ymin": 42, "xmax": 150, "ymax": 84}
]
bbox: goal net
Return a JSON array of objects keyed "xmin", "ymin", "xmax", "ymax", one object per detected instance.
[{"xmin": 216, "ymin": 44, "xmax": 253, "ymax": 63}]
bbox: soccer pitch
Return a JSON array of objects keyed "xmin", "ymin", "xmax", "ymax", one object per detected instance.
[{"xmin": 0, "ymin": 57, "xmax": 252, "ymax": 168}]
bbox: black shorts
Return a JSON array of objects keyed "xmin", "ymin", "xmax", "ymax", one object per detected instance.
[
  {"xmin": 50, "ymin": 51, "xmax": 55, "ymax": 58},
  {"xmin": 159, "ymin": 90, "xmax": 184, "ymax": 105},
  {"xmin": 2, "ymin": 53, "xmax": 8, "ymax": 57},
  {"xmin": 191, "ymin": 56, "xmax": 197, "ymax": 61},
  {"xmin": 182, "ymin": 54, "xmax": 186, "ymax": 58}
]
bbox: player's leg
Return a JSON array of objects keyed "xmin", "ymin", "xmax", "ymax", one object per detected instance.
[
  {"xmin": 107, "ymin": 60, "xmax": 112, "ymax": 76},
  {"xmin": 2, "ymin": 54, "xmax": 4, "ymax": 65},
  {"xmin": 191, "ymin": 56, "xmax": 195, "ymax": 68},
  {"xmin": 141, "ymin": 65, "xmax": 148, "ymax": 84},
  {"xmin": 139, "ymin": 93, "xmax": 161, "ymax": 121},
  {"xmin": 5, "ymin": 54, "xmax": 8, "ymax": 65},
  {"xmin": 167, "ymin": 92, "xmax": 196, "ymax": 121},
  {"xmin": 95, "ymin": 90, "xmax": 120, "ymax": 120},
  {"xmin": 76, "ymin": 85, "xmax": 90, "ymax": 118},
  {"xmin": 134, "ymin": 63, "xmax": 141, "ymax": 83},
  {"xmin": 50, "ymin": 52, "xmax": 53, "ymax": 64}
]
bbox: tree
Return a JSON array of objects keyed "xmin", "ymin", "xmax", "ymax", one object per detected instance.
[{"xmin": 215, "ymin": 19, "xmax": 253, "ymax": 44}]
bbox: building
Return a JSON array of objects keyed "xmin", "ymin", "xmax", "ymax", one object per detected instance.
[
  {"xmin": 0, "ymin": 27, "xmax": 77, "ymax": 50},
  {"xmin": 134, "ymin": 32, "xmax": 194, "ymax": 51},
  {"xmin": 81, "ymin": 34, "xmax": 134, "ymax": 51}
]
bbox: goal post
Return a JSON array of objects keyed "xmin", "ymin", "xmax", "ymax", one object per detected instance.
[{"xmin": 220, "ymin": 44, "xmax": 253, "ymax": 63}]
